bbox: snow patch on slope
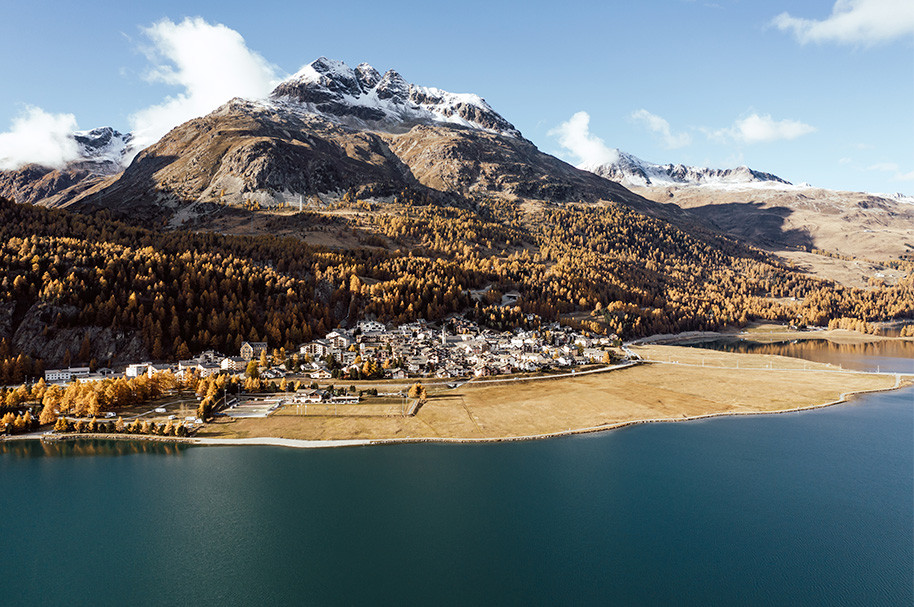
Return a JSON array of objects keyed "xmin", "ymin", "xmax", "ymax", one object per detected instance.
[{"xmin": 878, "ymin": 192, "xmax": 914, "ymax": 205}]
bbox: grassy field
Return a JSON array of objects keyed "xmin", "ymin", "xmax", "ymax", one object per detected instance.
[
  {"xmin": 274, "ymin": 396, "xmax": 409, "ymax": 418},
  {"xmin": 101, "ymin": 393, "xmax": 200, "ymax": 422},
  {"xmin": 194, "ymin": 344, "xmax": 906, "ymax": 442}
]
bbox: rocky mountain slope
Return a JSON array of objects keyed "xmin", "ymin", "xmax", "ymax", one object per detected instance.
[
  {"xmin": 0, "ymin": 127, "xmax": 131, "ymax": 206},
  {"xmin": 271, "ymin": 56, "xmax": 522, "ymax": 137},
  {"xmin": 577, "ymin": 149, "xmax": 913, "ymax": 285},
  {"xmin": 55, "ymin": 58, "xmax": 656, "ymax": 222},
  {"xmin": 624, "ymin": 182, "xmax": 913, "ymax": 288}
]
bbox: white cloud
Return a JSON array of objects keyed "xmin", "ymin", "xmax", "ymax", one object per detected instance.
[
  {"xmin": 772, "ymin": 0, "xmax": 914, "ymax": 45},
  {"xmin": 0, "ymin": 18, "xmax": 284, "ymax": 170},
  {"xmin": 630, "ymin": 109, "xmax": 691, "ymax": 149},
  {"xmin": 866, "ymin": 161, "xmax": 914, "ymax": 181},
  {"xmin": 0, "ymin": 106, "xmax": 81, "ymax": 170},
  {"xmin": 129, "ymin": 17, "xmax": 282, "ymax": 151},
  {"xmin": 714, "ymin": 113, "xmax": 816, "ymax": 144},
  {"xmin": 866, "ymin": 161, "xmax": 899, "ymax": 172},
  {"xmin": 548, "ymin": 111, "xmax": 620, "ymax": 168}
]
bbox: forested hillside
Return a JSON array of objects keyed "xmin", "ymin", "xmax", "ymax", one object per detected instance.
[{"xmin": 0, "ymin": 194, "xmax": 910, "ymax": 379}]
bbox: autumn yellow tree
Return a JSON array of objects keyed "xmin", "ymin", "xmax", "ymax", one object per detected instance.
[{"xmin": 407, "ymin": 382, "xmax": 428, "ymax": 402}]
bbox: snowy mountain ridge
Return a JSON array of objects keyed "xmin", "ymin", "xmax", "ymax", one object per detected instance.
[
  {"xmin": 583, "ymin": 149, "xmax": 792, "ymax": 189},
  {"xmin": 39, "ymin": 57, "xmax": 520, "ymax": 174},
  {"xmin": 269, "ymin": 57, "xmax": 522, "ymax": 138}
]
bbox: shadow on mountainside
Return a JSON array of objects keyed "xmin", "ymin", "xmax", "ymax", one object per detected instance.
[
  {"xmin": 684, "ymin": 201, "xmax": 814, "ymax": 252},
  {"xmin": 71, "ymin": 154, "xmax": 180, "ymax": 226}
]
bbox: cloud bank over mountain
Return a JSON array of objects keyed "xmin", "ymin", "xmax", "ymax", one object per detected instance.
[
  {"xmin": 129, "ymin": 17, "xmax": 283, "ymax": 151},
  {"xmin": 0, "ymin": 106, "xmax": 80, "ymax": 170}
]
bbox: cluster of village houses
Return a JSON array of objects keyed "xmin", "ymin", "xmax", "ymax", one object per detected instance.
[{"xmin": 44, "ymin": 318, "xmax": 622, "ymax": 397}]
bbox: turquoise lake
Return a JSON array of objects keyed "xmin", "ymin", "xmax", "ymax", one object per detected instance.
[{"xmin": 2, "ymin": 345, "xmax": 912, "ymax": 606}]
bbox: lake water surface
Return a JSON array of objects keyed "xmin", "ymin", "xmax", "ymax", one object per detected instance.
[
  {"xmin": 682, "ymin": 336, "xmax": 914, "ymax": 373},
  {"xmin": 2, "ymin": 345, "xmax": 912, "ymax": 606}
]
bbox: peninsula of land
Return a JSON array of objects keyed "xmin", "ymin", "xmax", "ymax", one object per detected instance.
[
  {"xmin": 193, "ymin": 345, "xmax": 906, "ymax": 446},
  {"xmin": 6, "ymin": 325, "xmax": 911, "ymax": 449}
]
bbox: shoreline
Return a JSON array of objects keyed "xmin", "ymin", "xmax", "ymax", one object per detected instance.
[
  {"xmin": 632, "ymin": 324, "xmax": 914, "ymax": 346},
  {"xmin": 5, "ymin": 329, "xmax": 910, "ymax": 451},
  {"xmin": 7, "ymin": 375, "xmax": 909, "ymax": 450}
]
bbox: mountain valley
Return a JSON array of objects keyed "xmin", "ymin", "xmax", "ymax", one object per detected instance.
[{"xmin": 0, "ymin": 57, "xmax": 910, "ymax": 375}]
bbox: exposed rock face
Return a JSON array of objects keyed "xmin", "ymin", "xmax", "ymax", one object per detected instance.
[
  {"xmin": 382, "ymin": 125, "xmax": 642, "ymax": 204},
  {"xmin": 11, "ymin": 303, "xmax": 148, "ymax": 367},
  {"xmin": 73, "ymin": 127, "xmax": 133, "ymax": 169},
  {"xmin": 633, "ymin": 184, "xmax": 914, "ymax": 261},
  {"xmin": 0, "ymin": 164, "xmax": 107, "ymax": 206},
  {"xmin": 66, "ymin": 96, "xmax": 652, "ymax": 221},
  {"xmin": 0, "ymin": 302, "xmax": 14, "ymax": 342},
  {"xmin": 270, "ymin": 57, "xmax": 522, "ymax": 138}
]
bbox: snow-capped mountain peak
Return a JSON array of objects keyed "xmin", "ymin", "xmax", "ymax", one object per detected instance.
[
  {"xmin": 270, "ymin": 57, "xmax": 521, "ymax": 138},
  {"xmin": 583, "ymin": 149, "xmax": 791, "ymax": 188},
  {"xmin": 287, "ymin": 56, "xmax": 367, "ymax": 98},
  {"xmin": 73, "ymin": 127, "xmax": 133, "ymax": 167},
  {"xmin": 355, "ymin": 63, "xmax": 381, "ymax": 90}
]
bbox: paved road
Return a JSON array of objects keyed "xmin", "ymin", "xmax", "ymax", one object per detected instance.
[{"xmin": 450, "ymin": 361, "xmax": 639, "ymax": 387}]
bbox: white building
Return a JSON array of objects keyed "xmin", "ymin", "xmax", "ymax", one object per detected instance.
[
  {"xmin": 147, "ymin": 363, "xmax": 172, "ymax": 377},
  {"xmin": 386, "ymin": 367, "xmax": 407, "ymax": 380},
  {"xmin": 291, "ymin": 389, "xmax": 326, "ymax": 404},
  {"xmin": 299, "ymin": 339, "xmax": 330, "ymax": 358},
  {"xmin": 221, "ymin": 357, "xmax": 247, "ymax": 372},
  {"xmin": 178, "ymin": 360, "xmax": 198, "ymax": 372},
  {"xmin": 44, "ymin": 369, "xmax": 71, "ymax": 382},
  {"xmin": 44, "ymin": 367, "xmax": 91, "ymax": 383},
  {"xmin": 329, "ymin": 394, "xmax": 360, "ymax": 404},
  {"xmin": 197, "ymin": 362, "xmax": 221, "ymax": 378},
  {"xmin": 240, "ymin": 341, "xmax": 268, "ymax": 361},
  {"xmin": 326, "ymin": 331, "xmax": 353, "ymax": 350},
  {"xmin": 357, "ymin": 320, "xmax": 386, "ymax": 334},
  {"xmin": 126, "ymin": 363, "xmax": 150, "ymax": 378}
]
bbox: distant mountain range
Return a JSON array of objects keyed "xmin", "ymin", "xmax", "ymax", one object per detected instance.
[
  {"xmin": 0, "ymin": 57, "xmax": 651, "ymax": 217},
  {"xmin": 0, "ymin": 126, "xmax": 132, "ymax": 207},
  {"xmin": 0, "ymin": 55, "xmax": 909, "ymax": 264},
  {"xmin": 582, "ymin": 149, "xmax": 792, "ymax": 189}
]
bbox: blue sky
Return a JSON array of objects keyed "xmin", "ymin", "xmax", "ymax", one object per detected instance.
[{"xmin": 1, "ymin": 0, "xmax": 911, "ymax": 193}]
